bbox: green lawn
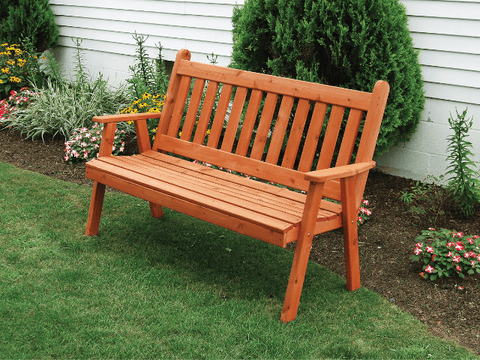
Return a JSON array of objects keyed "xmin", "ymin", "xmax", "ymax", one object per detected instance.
[{"xmin": 0, "ymin": 161, "xmax": 476, "ymax": 359}]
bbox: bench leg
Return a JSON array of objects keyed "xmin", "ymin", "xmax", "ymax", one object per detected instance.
[
  {"xmin": 281, "ymin": 182, "xmax": 324, "ymax": 322},
  {"xmin": 85, "ymin": 181, "xmax": 106, "ymax": 236},
  {"xmin": 341, "ymin": 176, "xmax": 361, "ymax": 291},
  {"xmin": 149, "ymin": 202, "xmax": 164, "ymax": 218}
]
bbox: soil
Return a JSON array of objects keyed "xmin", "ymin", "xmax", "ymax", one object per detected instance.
[{"xmin": 1, "ymin": 128, "xmax": 480, "ymax": 356}]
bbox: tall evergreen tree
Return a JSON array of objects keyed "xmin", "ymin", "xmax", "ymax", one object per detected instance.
[
  {"xmin": 231, "ymin": 0, "xmax": 424, "ymax": 156},
  {"xmin": 0, "ymin": 0, "xmax": 59, "ymax": 52}
]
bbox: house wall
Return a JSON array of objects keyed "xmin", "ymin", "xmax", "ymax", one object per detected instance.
[
  {"xmin": 49, "ymin": 0, "xmax": 480, "ymax": 182},
  {"xmin": 375, "ymin": 0, "xmax": 480, "ymax": 182}
]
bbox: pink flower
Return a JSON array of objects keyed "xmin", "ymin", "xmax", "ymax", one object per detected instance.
[
  {"xmin": 426, "ymin": 246, "xmax": 434, "ymax": 253},
  {"xmin": 453, "ymin": 232, "xmax": 464, "ymax": 238},
  {"xmin": 456, "ymin": 265, "xmax": 462, "ymax": 272},
  {"xmin": 414, "ymin": 247, "xmax": 422, "ymax": 255},
  {"xmin": 477, "ymin": 254, "xmax": 480, "ymax": 261},
  {"xmin": 469, "ymin": 251, "xmax": 476, "ymax": 258},
  {"xmin": 453, "ymin": 256, "xmax": 461, "ymax": 263},
  {"xmin": 416, "ymin": 243, "xmax": 423, "ymax": 248},
  {"xmin": 419, "ymin": 272, "xmax": 425, "ymax": 279},
  {"xmin": 455, "ymin": 242, "xmax": 465, "ymax": 251},
  {"xmin": 446, "ymin": 242, "xmax": 455, "ymax": 248},
  {"xmin": 464, "ymin": 252, "xmax": 470, "ymax": 258},
  {"xmin": 447, "ymin": 251, "xmax": 453, "ymax": 257},
  {"xmin": 358, "ymin": 216, "xmax": 364, "ymax": 224},
  {"xmin": 428, "ymin": 227, "xmax": 436, "ymax": 231},
  {"xmin": 471, "ymin": 260, "xmax": 476, "ymax": 267},
  {"xmin": 468, "ymin": 238, "xmax": 474, "ymax": 245},
  {"xmin": 425, "ymin": 265, "xmax": 435, "ymax": 273},
  {"xmin": 64, "ymin": 154, "xmax": 69, "ymax": 161},
  {"xmin": 362, "ymin": 199, "xmax": 369, "ymax": 205},
  {"xmin": 83, "ymin": 151, "xmax": 89, "ymax": 159},
  {"xmin": 81, "ymin": 142, "xmax": 87, "ymax": 148},
  {"xmin": 431, "ymin": 254, "xmax": 437, "ymax": 261}
]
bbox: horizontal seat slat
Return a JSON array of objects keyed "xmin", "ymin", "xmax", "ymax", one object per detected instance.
[
  {"xmin": 87, "ymin": 159, "xmax": 296, "ymax": 233},
  {"xmin": 143, "ymin": 151, "xmax": 342, "ymax": 215},
  {"xmin": 102, "ymin": 157, "xmax": 305, "ymax": 224}
]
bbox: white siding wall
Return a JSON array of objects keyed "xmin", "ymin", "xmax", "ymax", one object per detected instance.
[
  {"xmin": 376, "ymin": 0, "xmax": 480, "ymax": 181},
  {"xmin": 49, "ymin": 0, "xmax": 242, "ymax": 83},
  {"xmin": 49, "ymin": 0, "xmax": 480, "ymax": 182}
]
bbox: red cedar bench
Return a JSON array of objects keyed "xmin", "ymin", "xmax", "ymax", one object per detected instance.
[{"xmin": 85, "ymin": 49, "xmax": 389, "ymax": 322}]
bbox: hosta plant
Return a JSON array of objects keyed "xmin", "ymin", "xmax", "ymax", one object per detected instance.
[
  {"xmin": 411, "ymin": 228, "xmax": 480, "ymax": 281},
  {"xmin": 64, "ymin": 124, "xmax": 126, "ymax": 163}
]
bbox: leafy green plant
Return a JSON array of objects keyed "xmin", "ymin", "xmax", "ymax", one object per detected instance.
[
  {"xmin": 64, "ymin": 124, "xmax": 126, "ymax": 163},
  {"xmin": 231, "ymin": 0, "xmax": 424, "ymax": 156},
  {"xmin": 411, "ymin": 228, "xmax": 480, "ymax": 281},
  {"xmin": 445, "ymin": 108, "xmax": 480, "ymax": 217},
  {"xmin": 126, "ymin": 32, "xmax": 168, "ymax": 99},
  {"xmin": 0, "ymin": 0, "xmax": 59, "ymax": 53},
  {"xmin": 398, "ymin": 177, "xmax": 448, "ymax": 223}
]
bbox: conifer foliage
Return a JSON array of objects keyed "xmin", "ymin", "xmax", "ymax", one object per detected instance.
[
  {"xmin": 231, "ymin": 0, "xmax": 424, "ymax": 156},
  {"xmin": 0, "ymin": 0, "xmax": 59, "ymax": 52}
]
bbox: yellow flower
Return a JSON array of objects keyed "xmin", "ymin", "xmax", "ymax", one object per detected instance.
[
  {"xmin": 10, "ymin": 76, "xmax": 22, "ymax": 83},
  {"xmin": 0, "ymin": 80, "xmax": 3, "ymax": 84},
  {"xmin": 1, "ymin": 43, "xmax": 8, "ymax": 47},
  {"xmin": 205, "ymin": 129, "xmax": 211, "ymax": 135},
  {"xmin": 178, "ymin": 131, "xmax": 182, "ymax": 137},
  {"xmin": 1, "ymin": 67, "xmax": 10, "ymax": 74},
  {"xmin": 7, "ymin": 60, "xmax": 15, "ymax": 66},
  {"xmin": 127, "ymin": 121, "xmax": 133, "ymax": 125},
  {"xmin": 17, "ymin": 59, "xmax": 26, "ymax": 67},
  {"xmin": 142, "ymin": 93, "xmax": 151, "ymax": 100}
]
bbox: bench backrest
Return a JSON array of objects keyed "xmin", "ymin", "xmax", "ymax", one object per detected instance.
[{"xmin": 153, "ymin": 49, "xmax": 389, "ymax": 202}]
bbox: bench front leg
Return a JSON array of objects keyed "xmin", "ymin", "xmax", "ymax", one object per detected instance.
[
  {"xmin": 340, "ymin": 175, "xmax": 361, "ymax": 291},
  {"xmin": 85, "ymin": 181, "xmax": 106, "ymax": 236},
  {"xmin": 281, "ymin": 181, "xmax": 325, "ymax": 322}
]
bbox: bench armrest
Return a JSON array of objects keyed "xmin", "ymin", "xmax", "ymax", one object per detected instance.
[
  {"xmin": 93, "ymin": 112, "xmax": 162, "ymax": 155},
  {"xmin": 304, "ymin": 161, "xmax": 376, "ymax": 183},
  {"xmin": 92, "ymin": 112, "xmax": 162, "ymax": 124}
]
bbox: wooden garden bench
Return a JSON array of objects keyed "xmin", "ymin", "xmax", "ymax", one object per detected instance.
[{"xmin": 85, "ymin": 49, "xmax": 389, "ymax": 322}]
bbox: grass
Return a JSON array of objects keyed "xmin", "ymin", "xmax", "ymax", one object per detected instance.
[{"xmin": 0, "ymin": 161, "xmax": 477, "ymax": 359}]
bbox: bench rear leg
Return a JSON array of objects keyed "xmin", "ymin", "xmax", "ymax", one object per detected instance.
[
  {"xmin": 149, "ymin": 202, "xmax": 164, "ymax": 218},
  {"xmin": 85, "ymin": 181, "xmax": 106, "ymax": 236}
]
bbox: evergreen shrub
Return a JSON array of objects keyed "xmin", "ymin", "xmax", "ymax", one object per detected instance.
[
  {"xmin": 231, "ymin": 0, "xmax": 425, "ymax": 156},
  {"xmin": 0, "ymin": 0, "xmax": 59, "ymax": 53}
]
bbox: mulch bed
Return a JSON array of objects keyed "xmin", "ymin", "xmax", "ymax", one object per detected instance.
[{"xmin": 1, "ymin": 128, "xmax": 479, "ymax": 355}]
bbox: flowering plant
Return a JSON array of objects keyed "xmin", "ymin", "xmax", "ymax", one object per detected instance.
[
  {"xmin": 0, "ymin": 88, "xmax": 38, "ymax": 127},
  {"xmin": 411, "ymin": 228, "xmax": 480, "ymax": 281},
  {"xmin": 0, "ymin": 43, "xmax": 36, "ymax": 97},
  {"xmin": 358, "ymin": 199, "xmax": 372, "ymax": 225},
  {"xmin": 120, "ymin": 92, "xmax": 165, "ymax": 141},
  {"xmin": 64, "ymin": 124, "xmax": 126, "ymax": 163}
]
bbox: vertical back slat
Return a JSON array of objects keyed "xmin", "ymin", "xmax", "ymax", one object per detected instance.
[
  {"xmin": 281, "ymin": 99, "xmax": 311, "ymax": 169},
  {"xmin": 235, "ymin": 89, "xmax": 263, "ymax": 156},
  {"xmin": 181, "ymin": 78, "xmax": 205, "ymax": 141},
  {"xmin": 297, "ymin": 102, "xmax": 328, "ymax": 172},
  {"xmin": 316, "ymin": 105, "xmax": 345, "ymax": 170},
  {"xmin": 250, "ymin": 92, "xmax": 278, "ymax": 160},
  {"xmin": 265, "ymin": 95, "xmax": 294, "ymax": 165},
  {"xmin": 193, "ymin": 81, "xmax": 219, "ymax": 145},
  {"xmin": 207, "ymin": 84, "xmax": 233, "ymax": 148},
  {"xmin": 335, "ymin": 108, "xmax": 363, "ymax": 166},
  {"xmin": 221, "ymin": 86, "xmax": 248, "ymax": 152},
  {"xmin": 167, "ymin": 75, "xmax": 193, "ymax": 137}
]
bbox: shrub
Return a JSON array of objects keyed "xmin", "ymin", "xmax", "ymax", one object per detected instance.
[
  {"xmin": 411, "ymin": 228, "xmax": 480, "ymax": 281},
  {"xmin": 231, "ymin": 0, "xmax": 425, "ymax": 156},
  {"xmin": 445, "ymin": 108, "xmax": 480, "ymax": 217},
  {"xmin": 126, "ymin": 32, "xmax": 169, "ymax": 99},
  {"xmin": 0, "ymin": 0, "xmax": 59, "ymax": 53}
]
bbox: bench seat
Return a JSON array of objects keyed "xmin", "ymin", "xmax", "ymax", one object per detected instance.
[{"xmin": 87, "ymin": 150, "xmax": 342, "ymax": 249}]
